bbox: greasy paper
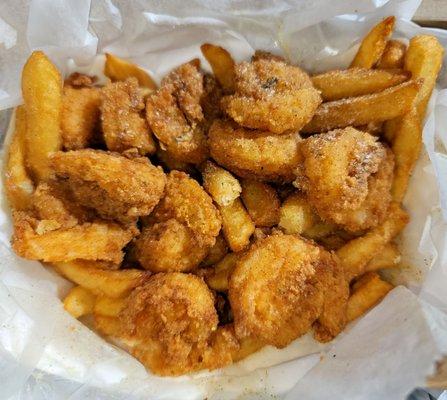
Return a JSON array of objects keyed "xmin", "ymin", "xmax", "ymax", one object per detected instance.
[{"xmin": 1, "ymin": 0, "xmax": 447, "ymax": 399}]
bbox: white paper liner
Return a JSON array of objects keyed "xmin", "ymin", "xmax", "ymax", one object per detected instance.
[{"xmin": 1, "ymin": 1, "xmax": 447, "ymax": 399}]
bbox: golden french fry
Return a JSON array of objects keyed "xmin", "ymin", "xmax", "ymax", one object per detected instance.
[
  {"xmin": 201, "ymin": 43, "xmax": 235, "ymax": 92},
  {"xmin": 206, "ymin": 252, "xmax": 240, "ymax": 292},
  {"xmin": 21, "ymin": 51, "xmax": 62, "ymax": 181},
  {"xmin": 347, "ymin": 272, "xmax": 394, "ymax": 322},
  {"xmin": 4, "ymin": 106, "xmax": 34, "ymax": 210},
  {"xmin": 202, "ymin": 161, "xmax": 242, "ymax": 206},
  {"xmin": 303, "ymin": 80, "xmax": 421, "ymax": 133},
  {"xmin": 53, "ymin": 260, "xmax": 148, "ymax": 298},
  {"xmin": 220, "ymin": 199, "xmax": 255, "ymax": 252},
  {"xmin": 240, "ymin": 179, "xmax": 280, "ymax": 227},
  {"xmin": 364, "ymin": 242, "xmax": 401, "ymax": 272},
  {"xmin": 94, "ymin": 296, "xmax": 127, "ymax": 317},
  {"xmin": 357, "ymin": 121, "xmax": 384, "ymax": 136},
  {"xmin": 377, "ymin": 40, "xmax": 406, "ymax": 69},
  {"xmin": 304, "ymin": 222, "xmax": 336, "ymax": 240},
  {"xmin": 337, "ymin": 203, "xmax": 409, "ymax": 281},
  {"xmin": 278, "ymin": 192, "xmax": 317, "ymax": 234},
  {"xmin": 312, "ymin": 68, "xmax": 409, "ymax": 101},
  {"xmin": 201, "ymin": 233, "xmax": 228, "ymax": 267},
  {"xmin": 104, "ymin": 53, "xmax": 157, "ymax": 89},
  {"xmin": 350, "ymin": 16, "xmax": 395, "ymax": 68},
  {"xmin": 63, "ymin": 285, "xmax": 96, "ymax": 318}
]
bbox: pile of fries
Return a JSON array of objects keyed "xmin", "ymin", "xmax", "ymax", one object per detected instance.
[{"xmin": 4, "ymin": 16, "xmax": 444, "ymax": 376}]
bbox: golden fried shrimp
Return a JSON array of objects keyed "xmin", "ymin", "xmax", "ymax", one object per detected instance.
[
  {"xmin": 117, "ymin": 273, "xmax": 218, "ymax": 376},
  {"xmin": 208, "ymin": 119, "xmax": 301, "ymax": 182},
  {"xmin": 146, "ymin": 62, "xmax": 208, "ymax": 164},
  {"xmin": 151, "ymin": 171, "xmax": 221, "ymax": 248},
  {"xmin": 222, "ymin": 59, "xmax": 321, "ymax": 134},
  {"xmin": 61, "ymin": 84, "xmax": 102, "ymax": 150},
  {"xmin": 229, "ymin": 234, "xmax": 348, "ymax": 347},
  {"xmin": 295, "ymin": 127, "xmax": 393, "ymax": 232},
  {"xmin": 134, "ymin": 219, "xmax": 208, "ymax": 272},
  {"xmin": 101, "ymin": 78, "xmax": 156, "ymax": 155},
  {"xmin": 50, "ymin": 149, "xmax": 166, "ymax": 222}
]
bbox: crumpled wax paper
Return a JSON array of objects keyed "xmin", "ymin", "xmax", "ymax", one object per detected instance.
[{"xmin": 1, "ymin": 0, "xmax": 447, "ymax": 399}]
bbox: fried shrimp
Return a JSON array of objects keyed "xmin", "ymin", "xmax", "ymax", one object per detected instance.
[
  {"xmin": 117, "ymin": 273, "xmax": 219, "ymax": 376},
  {"xmin": 229, "ymin": 234, "xmax": 348, "ymax": 347},
  {"xmin": 146, "ymin": 62, "xmax": 208, "ymax": 164},
  {"xmin": 101, "ymin": 78, "xmax": 156, "ymax": 155},
  {"xmin": 50, "ymin": 149, "xmax": 166, "ymax": 222},
  {"xmin": 295, "ymin": 127, "xmax": 393, "ymax": 232},
  {"xmin": 221, "ymin": 59, "xmax": 321, "ymax": 134},
  {"xmin": 208, "ymin": 119, "xmax": 301, "ymax": 182}
]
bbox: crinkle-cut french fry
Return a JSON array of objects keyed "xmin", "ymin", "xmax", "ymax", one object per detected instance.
[
  {"xmin": 53, "ymin": 260, "xmax": 149, "ymax": 298},
  {"xmin": 104, "ymin": 53, "xmax": 157, "ymax": 89},
  {"xmin": 220, "ymin": 199, "xmax": 255, "ymax": 252},
  {"xmin": 347, "ymin": 272, "xmax": 394, "ymax": 322},
  {"xmin": 21, "ymin": 51, "xmax": 62, "ymax": 181},
  {"xmin": 63, "ymin": 285, "xmax": 96, "ymax": 318},
  {"xmin": 206, "ymin": 252, "xmax": 240, "ymax": 292},
  {"xmin": 201, "ymin": 233, "xmax": 228, "ymax": 267},
  {"xmin": 240, "ymin": 179, "xmax": 280, "ymax": 227},
  {"xmin": 337, "ymin": 203, "xmax": 409, "ymax": 281},
  {"xmin": 303, "ymin": 80, "xmax": 421, "ymax": 134},
  {"xmin": 364, "ymin": 242, "xmax": 401, "ymax": 272},
  {"xmin": 202, "ymin": 161, "xmax": 242, "ymax": 207},
  {"xmin": 278, "ymin": 192, "xmax": 316, "ymax": 234},
  {"xmin": 350, "ymin": 16, "xmax": 395, "ymax": 68},
  {"xmin": 377, "ymin": 40, "xmax": 406, "ymax": 69},
  {"xmin": 312, "ymin": 68, "xmax": 409, "ymax": 101},
  {"xmin": 5, "ymin": 106, "xmax": 34, "ymax": 210},
  {"xmin": 94, "ymin": 296, "xmax": 127, "ymax": 317},
  {"xmin": 201, "ymin": 43, "xmax": 235, "ymax": 92}
]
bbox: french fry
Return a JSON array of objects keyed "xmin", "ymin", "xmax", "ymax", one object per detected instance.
[
  {"xmin": 303, "ymin": 80, "xmax": 421, "ymax": 133},
  {"xmin": 387, "ymin": 35, "xmax": 444, "ymax": 201},
  {"xmin": 304, "ymin": 221, "xmax": 336, "ymax": 240},
  {"xmin": 104, "ymin": 53, "xmax": 157, "ymax": 89},
  {"xmin": 202, "ymin": 161, "xmax": 241, "ymax": 206},
  {"xmin": 312, "ymin": 68, "xmax": 409, "ymax": 101},
  {"xmin": 220, "ymin": 199, "xmax": 255, "ymax": 252},
  {"xmin": 364, "ymin": 242, "xmax": 401, "ymax": 272},
  {"xmin": 201, "ymin": 233, "xmax": 228, "ymax": 267},
  {"xmin": 21, "ymin": 51, "xmax": 62, "ymax": 181},
  {"xmin": 377, "ymin": 40, "xmax": 406, "ymax": 69},
  {"xmin": 63, "ymin": 285, "xmax": 96, "ymax": 318},
  {"xmin": 240, "ymin": 179, "xmax": 280, "ymax": 227},
  {"xmin": 201, "ymin": 43, "xmax": 235, "ymax": 92},
  {"xmin": 347, "ymin": 272, "xmax": 394, "ymax": 322},
  {"xmin": 94, "ymin": 315, "xmax": 123, "ymax": 337},
  {"xmin": 4, "ymin": 106, "xmax": 34, "ymax": 210},
  {"xmin": 278, "ymin": 193, "xmax": 317, "ymax": 234},
  {"xmin": 350, "ymin": 16, "xmax": 395, "ymax": 68},
  {"xmin": 94, "ymin": 296, "xmax": 127, "ymax": 317},
  {"xmin": 54, "ymin": 260, "xmax": 148, "ymax": 298},
  {"xmin": 206, "ymin": 252, "xmax": 240, "ymax": 292},
  {"xmin": 337, "ymin": 203, "xmax": 409, "ymax": 281}
]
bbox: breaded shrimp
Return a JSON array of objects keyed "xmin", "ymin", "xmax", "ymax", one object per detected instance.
[
  {"xmin": 146, "ymin": 62, "xmax": 208, "ymax": 164},
  {"xmin": 229, "ymin": 233, "xmax": 348, "ymax": 347},
  {"xmin": 208, "ymin": 119, "xmax": 301, "ymax": 182},
  {"xmin": 222, "ymin": 59, "xmax": 321, "ymax": 134},
  {"xmin": 101, "ymin": 78, "xmax": 156, "ymax": 155},
  {"xmin": 50, "ymin": 149, "xmax": 166, "ymax": 222},
  {"xmin": 295, "ymin": 127, "xmax": 393, "ymax": 232}
]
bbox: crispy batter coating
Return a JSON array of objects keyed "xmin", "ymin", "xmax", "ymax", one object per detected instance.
[
  {"xmin": 101, "ymin": 78, "xmax": 156, "ymax": 155},
  {"xmin": 229, "ymin": 234, "xmax": 348, "ymax": 347},
  {"xmin": 61, "ymin": 85, "xmax": 102, "ymax": 150},
  {"xmin": 12, "ymin": 210, "xmax": 137, "ymax": 264},
  {"xmin": 146, "ymin": 62, "xmax": 208, "ymax": 164},
  {"xmin": 151, "ymin": 171, "xmax": 221, "ymax": 248},
  {"xmin": 118, "ymin": 273, "xmax": 219, "ymax": 376},
  {"xmin": 50, "ymin": 149, "xmax": 166, "ymax": 222},
  {"xmin": 295, "ymin": 127, "xmax": 393, "ymax": 232},
  {"xmin": 208, "ymin": 119, "xmax": 302, "ymax": 182},
  {"xmin": 222, "ymin": 59, "xmax": 321, "ymax": 134},
  {"xmin": 134, "ymin": 219, "xmax": 208, "ymax": 272}
]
